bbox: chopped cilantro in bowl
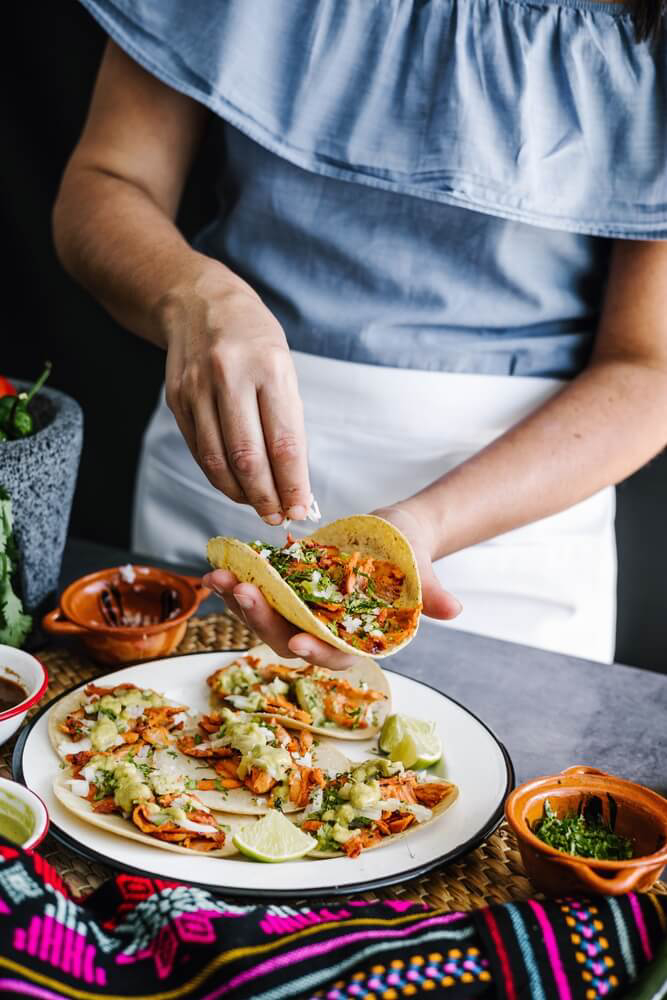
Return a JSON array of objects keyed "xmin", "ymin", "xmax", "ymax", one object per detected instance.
[{"xmin": 532, "ymin": 798, "xmax": 634, "ymax": 861}]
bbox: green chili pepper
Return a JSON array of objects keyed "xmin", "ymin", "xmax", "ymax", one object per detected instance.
[
  {"xmin": 0, "ymin": 361, "xmax": 52, "ymax": 441},
  {"xmin": 11, "ymin": 407, "xmax": 33, "ymax": 438},
  {"xmin": 0, "ymin": 395, "xmax": 16, "ymax": 433}
]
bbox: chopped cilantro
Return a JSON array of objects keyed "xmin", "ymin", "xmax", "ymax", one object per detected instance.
[{"xmin": 533, "ymin": 798, "xmax": 633, "ymax": 861}]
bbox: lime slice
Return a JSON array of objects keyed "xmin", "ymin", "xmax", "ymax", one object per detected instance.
[
  {"xmin": 233, "ymin": 810, "xmax": 316, "ymax": 863},
  {"xmin": 379, "ymin": 713, "xmax": 442, "ymax": 769}
]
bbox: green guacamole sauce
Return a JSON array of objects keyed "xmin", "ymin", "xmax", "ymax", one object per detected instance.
[
  {"xmin": 533, "ymin": 798, "xmax": 633, "ymax": 861},
  {"xmin": 0, "ymin": 789, "xmax": 35, "ymax": 846}
]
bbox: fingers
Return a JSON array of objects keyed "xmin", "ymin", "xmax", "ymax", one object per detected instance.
[
  {"xmin": 191, "ymin": 392, "xmax": 247, "ymax": 503},
  {"xmin": 165, "ymin": 343, "xmax": 199, "ymax": 464},
  {"xmin": 216, "ymin": 379, "xmax": 285, "ymax": 525},
  {"xmin": 165, "ymin": 295, "xmax": 310, "ymax": 522},
  {"xmin": 231, "ymin": 584, "xmax": 306, "ymax": 657},
  {"xmin": 166, "ymin": 347, "xmax": 247, "ymax": 503},
  {"xmin": 204, "ymin": 573, "xmax": 299, "ymax": 656},
  {"xmin": 286, "ymin": 634, "xmax": 363, "ymax": 671},
  {"xmin": 203, "ymin": 572, "xmax": 355, "ymax": 669},
  {"xmin": 202, "ymin": 570, "xmax": 246, "ymax": 622},
  {"xmin": 417, "ymin": 558, "xmax": 463, "ymax": 620},
  {"xmin": 258, "ymin": 369, "xmax": 311, "ymax": 520}
]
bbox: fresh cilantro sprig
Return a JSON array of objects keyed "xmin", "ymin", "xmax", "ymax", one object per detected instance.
[{"xmin": 0, "ymin": 486, "xmax": 31, "ymax": 647}]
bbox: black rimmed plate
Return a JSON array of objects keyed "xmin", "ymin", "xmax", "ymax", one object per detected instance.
[{"xmin": 13, "ymin": 650, "xmax": 513, "ymax": 898}]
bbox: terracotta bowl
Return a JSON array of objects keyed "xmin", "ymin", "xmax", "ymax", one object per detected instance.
[
  {"xmin": 42, "ymin": 565, "xmax": 210, "ymax": 665},
  {"xmin": 505, "ymin": 766, "xmax": 667, "ymax": 895}
]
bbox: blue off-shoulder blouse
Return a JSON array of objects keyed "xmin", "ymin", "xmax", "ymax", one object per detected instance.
[{"xmin": 79, "ymin": 0, "xmax": 667, "ymax": 377}]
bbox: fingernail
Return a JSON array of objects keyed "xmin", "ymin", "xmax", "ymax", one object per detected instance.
[
  {"xmin": 286, "ymin": 505, "xmax": 307, "ymax": 520},
  {"xmin": 290, "ymin": 643, "xmax": 310, "ymax": 657},
  {"xmin": 235, "ymin": 594, "xmax": 254, "ymax": 610},
  {"xmin": 263, "ymin": 513, "xmax": 284, "ymax": 526}
]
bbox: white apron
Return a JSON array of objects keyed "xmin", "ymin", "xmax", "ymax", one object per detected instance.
[{"xmin": 133, "ymin": 352, "xmax": 616, "ymax": 663}]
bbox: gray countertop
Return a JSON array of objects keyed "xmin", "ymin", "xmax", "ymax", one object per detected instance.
[{"xmin": 60, "ymin": 538, "xmax": 667, "ymax": 795}]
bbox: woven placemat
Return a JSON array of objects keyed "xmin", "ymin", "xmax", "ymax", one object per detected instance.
[{"xmin": 3, "ymin": 614, "xmax": 665, "ymax": 907}]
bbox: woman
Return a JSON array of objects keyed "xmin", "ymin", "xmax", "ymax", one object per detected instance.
[{"xmin": 53, "ymin": 0, "xmax": 667, "ymax": 668}]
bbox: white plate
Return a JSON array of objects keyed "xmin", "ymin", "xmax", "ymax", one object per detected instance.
[{"xmin": 13, "ymin": 651, "xmax": 513, "ymax": 897}]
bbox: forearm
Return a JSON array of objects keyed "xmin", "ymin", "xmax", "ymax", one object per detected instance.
[
  {"xmin": 402, "ymin": 356, "xmax": 667, "ymax": 559},
  {"xmin": 53, "ymin": 166, "xmax": 249, "ymax": 348}
]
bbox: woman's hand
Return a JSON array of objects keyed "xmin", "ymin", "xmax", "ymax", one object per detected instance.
[
  {"xmin": 163, "ymin": 267, "xmax": 312, "ymax": 525},
  {"xmin": 202, "ymin": 505, "xmax": 462, "ymax": 669}
]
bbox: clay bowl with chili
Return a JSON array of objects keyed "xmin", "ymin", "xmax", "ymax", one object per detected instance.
[
  {"xmin": 0, "ymin": 645, "xmax": 49, "ymax": 746},
  {"xmin": 505, "ymin": 766, "xmax": 667, "ymax": 896},
  {"xmin": 42, "ymin": 565, "xmax": 210, "ymax": 665}
]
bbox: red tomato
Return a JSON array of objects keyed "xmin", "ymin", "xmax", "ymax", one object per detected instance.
[{"xmin": 0, "ymin": 376, "xmax": 17, "ymax": 396}]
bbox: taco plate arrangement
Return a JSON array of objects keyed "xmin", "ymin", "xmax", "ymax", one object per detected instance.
[
  {"xmin": 207, "ymin": 515, "xmax": 422, "ymax": 657},
  {"xmin": 206, "ymin": 643, "xmax": 391, "ymax": 740},
  {"xmin": 47, "ymin": 643, "xmax": 460, "ymax": 863}
]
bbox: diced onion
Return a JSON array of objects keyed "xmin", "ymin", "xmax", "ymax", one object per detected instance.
[
  {"xmin": 309, "ymin": 788, "xmax": 323, "ymax": 813},
  {"xmin": 58, "ymin": 737, "xmax": 92, "ymax": 757},
  {"xmin": 380, "ymin": 798, "xmax": 432, "ymax": 823},
  {"xmin": 178, "ymin": 817, "xmax": 218, "ymax": 834},
  {"xmin": 67, "ymin": 779, "xmax": 90, "ymax": 798},
  {"xmin": 119, "ymin": 564, "xmax": 136, "ymax": 583},
  {"xmin": 292, "ymin": 753, "xmax": 312, "ymax": 768}
]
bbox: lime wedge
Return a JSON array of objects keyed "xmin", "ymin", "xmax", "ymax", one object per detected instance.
[
  {"xmin": 232, "ymin": 810, "xmax": 316, "ymax": 863},
  {"xmin": 379, "ymin": 713, "xmax": 442, "ymax": 769}
]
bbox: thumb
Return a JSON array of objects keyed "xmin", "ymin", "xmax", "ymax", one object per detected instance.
[{"xmin": 417, "ymin": 553, "xmax": 462, "ymax": 621}]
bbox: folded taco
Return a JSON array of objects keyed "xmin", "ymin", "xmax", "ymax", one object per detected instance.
[
  {"xmin": 176, "ymin": 708, "xmax": 349, "ymax": 814},
  {"xmin": 207, "ymin": 515, "xmax": 422, "ymax": 657},
  {"xmin": 54, "ymin": 744, "xmax": 240, "ymax": 856},
  {"xmin": 207, "ymin": 644, "xmax": 391, "ymax": 739},
  {"xmin": 48, "ymin": 682, "xmax": 189, "ymax": 760},
  {"xmin": 298, "ymin": 758, "xmax": 458, "ymax": 858}
]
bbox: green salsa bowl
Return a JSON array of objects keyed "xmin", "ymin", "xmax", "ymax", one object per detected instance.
[{"xmin": 0, "ymin": 776, "xmax": 49, "ymax": 849}]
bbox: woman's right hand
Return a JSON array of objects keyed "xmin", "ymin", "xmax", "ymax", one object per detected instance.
[{"xmin": 161, "ymin": 262, "xmax": 312, "ymax": 525}]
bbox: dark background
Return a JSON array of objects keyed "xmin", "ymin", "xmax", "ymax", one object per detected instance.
[{"xmin": 4, "ymin": 2, "xmax": 667, "ymax": 672}]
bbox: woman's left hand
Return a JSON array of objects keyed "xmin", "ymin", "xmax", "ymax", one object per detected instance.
[{"xmin": 202, "ymin": 505, "xmax": 462, "ymax": 670}]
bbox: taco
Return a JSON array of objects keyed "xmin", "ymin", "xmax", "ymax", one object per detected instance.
[
  {"xmin": 54, "ymin": 746, "xmax": 240, "ymax": 856},
  {"xmin": 176, "ymin": 708, "xmax": 349, "ymax": 814},
  {"xmin": 207, "ymin": 514, "xmax": 422, "ymax": 657},
  {"xmin": 298, "ymin": 757, "xmax": 458, "ymax": 858},
  {"xmin": 48, "ymin": 682, "xmax": 189, "ymax": 760},
  {"xmin": 207, "ymin": 644, "xmax": 391, "ymax": 739}
]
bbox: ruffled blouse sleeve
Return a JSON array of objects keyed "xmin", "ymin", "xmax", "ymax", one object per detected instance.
[{"xmin": 80, "ymin": 0, "xmax": 667, "ymax": 238}]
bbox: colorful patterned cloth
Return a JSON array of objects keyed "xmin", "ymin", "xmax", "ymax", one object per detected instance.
[{"xmin": 0, "ymin": 842, "xmax": 665, "ymax": 999}]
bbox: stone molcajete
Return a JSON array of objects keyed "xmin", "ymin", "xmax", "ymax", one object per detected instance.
[{"xmin": 0, "ymin": 380, "xmax": 83, "ymax": 618}]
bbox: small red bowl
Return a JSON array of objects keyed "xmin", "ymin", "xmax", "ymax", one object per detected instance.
[
  {"xmin": 43, "ymin": 565, "xmax": 209, "ymax": 665},
  {"xmin": 505, "ymin": 766, "xmax": 667, "ymax": 895},
  {"xmin": 0, "ymin": 646, "xmax": 49, "ymax": 746}
]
